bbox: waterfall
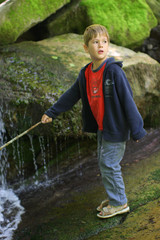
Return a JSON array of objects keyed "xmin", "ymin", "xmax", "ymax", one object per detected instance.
[
  {"xmin": 0, "ymin": 106, "xmax": 24, "ymax": 240},
  {"xmin": 39, "ymin": 136, "xmax": 48, "ymax": 180},
  {"xmin": 28, "ymin": 134, "xmax": 39, "ymax": 186},
  {"xmin": 0, "ymin": 108, "xmax": 9, "ymax": 188}
]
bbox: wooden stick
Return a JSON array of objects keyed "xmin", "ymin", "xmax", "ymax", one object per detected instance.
[{"xmin": 0, "ymin": 121, "xmax": 42, "ymax": 151}]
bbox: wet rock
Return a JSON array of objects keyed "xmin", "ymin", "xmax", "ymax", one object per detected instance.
[{"xmin": 13, "ymin": 134, "xmax": 160, "ymax": 240}]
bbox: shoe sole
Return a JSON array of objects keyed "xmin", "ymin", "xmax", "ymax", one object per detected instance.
[{"xmin": 97, "ymin": 206, "xmax": 130, "ymax": 219}]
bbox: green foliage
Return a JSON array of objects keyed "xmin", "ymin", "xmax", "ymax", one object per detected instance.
[{"xmin": 80, "ymin": 0, "xmax": 157, "ymax": 48}]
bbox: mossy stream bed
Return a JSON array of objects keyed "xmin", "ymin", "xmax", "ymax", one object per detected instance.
[{"xmin": 13, "ymin": 128, "xmax": 160, "ymax": 240}]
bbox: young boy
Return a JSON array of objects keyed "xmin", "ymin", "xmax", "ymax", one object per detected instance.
[{"xmin": 41, "ymin": 24, "xmax": 147, "ymax": 219}]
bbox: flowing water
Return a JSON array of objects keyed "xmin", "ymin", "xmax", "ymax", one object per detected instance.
[
  {"xmin": 0, "ymin": 109, "xmax": 25, "ymax": 240},
  {"xmin": 28, "ymin": 134, "xmax": 39, "ymax": 183},
  {"xmin": 0, "ymin": 188, "xmax": 24, "ymax": 240}
]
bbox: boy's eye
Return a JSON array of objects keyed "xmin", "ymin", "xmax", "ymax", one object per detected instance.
[
  {"xmin": 103, "ymin": 39, "xmax": 108, "ymax": 43},
  {"xmin": 92, "ymin": 40, "xmax": 107, "ymax": 44}
]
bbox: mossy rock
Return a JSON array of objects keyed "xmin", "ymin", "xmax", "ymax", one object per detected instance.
[
  {"xmin": 0, "ymin": 0, "xmax": 70, "ymax": 45},
  {"xmin": 80, "ymin": 0, "xmax": 157, "ymax": 48},
  {"xmin": 0, "ymin": 39, "xmax": 82, "ymax": 138},
  {"xmin": 47, "ymin": 0, "xmax": 158, "ymax": 49}
]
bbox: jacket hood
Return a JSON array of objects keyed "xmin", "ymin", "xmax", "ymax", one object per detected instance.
[{"xmin": 105, "ymin": 57, "xmax": 123, "ymax": 69}]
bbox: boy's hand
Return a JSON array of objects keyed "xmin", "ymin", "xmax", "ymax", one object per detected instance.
[{"xmin": 41, "ymin": 114, "xmax": 52, "ymax": 124}]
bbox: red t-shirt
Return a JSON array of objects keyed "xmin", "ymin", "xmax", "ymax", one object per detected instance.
[{"xmin": 85, "ymin": 62, "xmax": 106, "ymax": 130}]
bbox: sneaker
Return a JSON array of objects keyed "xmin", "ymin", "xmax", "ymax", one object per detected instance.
[{"xmin": 97, "ymin": 204, "xmax": 130, "ymax": 219}]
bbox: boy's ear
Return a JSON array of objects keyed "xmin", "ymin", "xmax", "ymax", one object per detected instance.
[{"xmin": 83, "ymin": 44, "xmax": 88, "ymax": 53}]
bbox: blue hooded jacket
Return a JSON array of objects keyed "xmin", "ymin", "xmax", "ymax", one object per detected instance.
[{"xmin": 45, "ymin": 57, "xmax": 147, "ymax": 142}]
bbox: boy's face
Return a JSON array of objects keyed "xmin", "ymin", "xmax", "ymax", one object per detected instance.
[{"xmin": 84, "ymin": 33, "xmax": 109, "ymax": 63}]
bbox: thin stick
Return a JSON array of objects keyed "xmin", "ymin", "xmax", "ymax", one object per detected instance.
[{"xmin": 0, "ymin": 121, "xmax": 42, "ymax": 151}]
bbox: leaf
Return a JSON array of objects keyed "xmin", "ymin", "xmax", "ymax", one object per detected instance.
[
  {"xmin": 51, "ymin": 55, "xmax": 58, "ymax": 60},
  {"xmin": 69, "ymin": 63, "xmax": 75, "ymax": 67}
]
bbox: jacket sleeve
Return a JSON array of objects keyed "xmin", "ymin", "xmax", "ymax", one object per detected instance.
[
  {"xmin": 45, "ymin": 75, "xmax": 81, "ymax": 119},
  {"xmin": 114, "ymin": 67, "xmax": 147, "ymax": 141}
]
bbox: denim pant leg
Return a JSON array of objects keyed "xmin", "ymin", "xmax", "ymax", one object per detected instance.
[{"xmin": 97, "ymin": 131, "xmax": 127, "ymax": 206}]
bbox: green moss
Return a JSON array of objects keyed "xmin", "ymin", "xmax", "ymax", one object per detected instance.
[
  {"xmin": 148, "ymin": 169, "xmax": 160, "ymax": 182},
  {"xmin": 0, "ymin": 0, "xmax": 70, "ymax": 45},
  {"xmin": 80, "ymin": 0, "xmax": 157, "ymax": 48}
]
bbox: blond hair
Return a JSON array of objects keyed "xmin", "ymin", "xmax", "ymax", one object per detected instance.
[{"xmin": 84, "ymin": 24, "xmax": 110, "ymax": 46}]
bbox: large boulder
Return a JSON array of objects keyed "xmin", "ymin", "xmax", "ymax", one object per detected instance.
[
  {"xmin": 47, "ymin": 0, "xmax": 158, "ymax": 49},
  {"xmin": 0, "ymin": 0, "xmax": 70, "ymax": 45}
]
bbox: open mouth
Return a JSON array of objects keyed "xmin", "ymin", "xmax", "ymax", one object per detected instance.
[{"xmin": 98, "ymin": 50, "xmax": 104, "ymax": 54}]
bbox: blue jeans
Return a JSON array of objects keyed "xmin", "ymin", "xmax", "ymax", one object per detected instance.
[{"xmin": 97, "ymin": 131, "xmax": 127, "ymax": 206}]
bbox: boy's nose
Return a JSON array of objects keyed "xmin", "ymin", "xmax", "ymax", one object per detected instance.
[{"xmin": 99, "ymin": 42, "xmax": 103, "ymax": 47}]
